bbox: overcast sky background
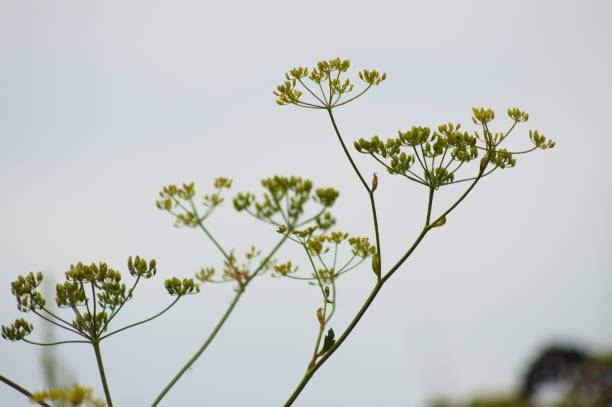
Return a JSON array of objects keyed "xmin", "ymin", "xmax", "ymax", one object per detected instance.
[{"xmin": 1, "ymin": 1, "xmax": 611, "ymax": 406}]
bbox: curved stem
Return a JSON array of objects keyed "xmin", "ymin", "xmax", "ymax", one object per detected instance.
[
  {"xmin": 23, "ymin": 338, "xmax": 90, "ymax": 346},
  {"xmin": 508, "ymin": 146, "xmax": 538, "ymax": 155},
  {"xmin": 33, "ymin": 310, "xmax": 89, "ymax": 339},
  {"xmin": 100, "ymin": 297, "xmax": 180, "ymax": 341},
  {"xmin": 326, "ymin": 108, "xmax": 369, "ymax": 191},
  {"xmin": 0, "ymin": 374, "xmax": 52, "ymax": 407},
  {"xmin": 327, "ymin": 108, "xmax": 382, "ymax": 278},
  {"xmin": 92, "ymin": 339, "xmax": 113, "ymax": 407}
]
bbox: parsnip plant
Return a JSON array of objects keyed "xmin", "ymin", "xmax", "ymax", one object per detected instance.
[{"xmin": 1, "ymin": 58, "xmax": 554, "ymax": 407}]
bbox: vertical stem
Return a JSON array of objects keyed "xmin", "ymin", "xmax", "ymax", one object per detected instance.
[
  {"xmin": 369, "ymin": 192, "xmax": 382, "ymax": 282},
  {"xmin": 308, "ymin": 301, "xmax": 327, "ymax": 369},
  {"xmin": 425, "ymin": 187, "xmax": 434, "ymax": 226},
  {"xmin": 92, "ymin": 339, "xmax": 113, "ymax": 407}
]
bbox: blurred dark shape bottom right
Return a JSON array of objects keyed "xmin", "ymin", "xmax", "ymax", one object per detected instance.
[{"xmin": 429, "ymin": 344, "xmax": 612, "ymax": 407}]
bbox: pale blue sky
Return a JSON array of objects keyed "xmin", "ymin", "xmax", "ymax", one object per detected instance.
[{"xmin": 1, "ymin": 1, "xmax": 611, "ymax": 406}]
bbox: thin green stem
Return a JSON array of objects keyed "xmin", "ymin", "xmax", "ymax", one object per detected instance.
[
  {"xmin": 413, "ymin": 145, "xmax": 427, "ymax": 172},
  {"xmin": 447, "ymin": 160, "xmax": 465, "ymax": 179},
  {"xmin": 430, "ymin": 164, "xmax": 485, "ymax": 226},
  {"xmin": 445, "ymin": 164, "xmax": 498, "ymax": 185},
  {"xmin": 318, "ymin": 81, "xmax": 328, "ymax": 106},
  {"xmin": 80, "ymin": 281, "xmax": 92, "ymax": 321},
  {"xmin": 325, "ymin": 277, "xmax": 337, "ymax": 324},
  {"xmin": 0, "ymin": 374, "xmax": 51, "ymax": 407},
  {"xmin": 246, "ymin": 234, "xmax": 289, "ymax": 284},
  {"xmin": 308, "ymin": 300, "xmax": 327, "ymax": 369},
  {"xmin": 295, "ymin": 206, "xmax": 327, "ymax": 228},
  {"xmin": 293, "ymin": 102, "xmax": 325, "ymax": 110},
  {"xmin": 244, "ymin": 207, "xmax": 282, "ymax": 226},
  {"xmin": 304, "ymin": 247, "xmax": 327, "ymax": 299},
  {"xmin": 285, "ymin": 220, "xmax": 434, "ymax": 406},
  {"xmin": 369, "ymin": 192, "xmax": 382, "ymax": 282},
  {"xmin": 420, "ymin": 144, "xmax": 430, "ymax": 177},
  {"xmin": 336, "ymin": 256, "xmax": 365, "ymax": 276},
  {"xmin": 498, "ymin": 119, "xmax": 518, "ymax": 146},
  {"xmin": 151, "ymin": 289, "xmax": 242, "ymax": 407},
  {"xmin": 508, "ymin": 146, "xmax": 539, "ymax": 155},
  {"xmin": 188, "ymin": 201, "xmax": 238, "ymax": 273},
  {"xmin": 152, "ymin": 235, "xmax": 288, "ymax": 406},
  {"xmin": 100, "ymin": 297, "xmax": 181, "ymax": 341},
  {"xmin": 23, "ymin": 338, "xmax": 89, "ymax": 346},
  {"xmin": 92, "ymin": 339, "xmax": 113, "ymax": 407},
  {"xmin": 333, "ymin": 84, "xmax": 372, "ymax": 108},
  {"xmin": 425, "ymin": 187, "xmax": 435, "ymax": 226},
  {"xmin": 102, "ymin": 275, "xmax": 141, "ymax": 332},
  {"xmin": 91, "ymin": 282, "xmax": 97, "ymax": 335},
  {"xmin": 327, "ymin": 108, "xmax": 369, "ymax": 191},
  {"xmin": 297, "ymin": 78, "xmax": 326, "ymax": 106},
  {"xmin": 271, "ymin": 192, "xmax": 289, "ymax": 224},
  {"xmin": 33, "ymin": 310, "xmax": 89, "ymax": 339},
  {"xmin": 332, "ymin": 243, "xmax": 338, "ymax": 271},
  {"xmin": 337, "ymin": 254, "xmax": 357, "ymax": 274},
  {"xmin": 283, "ymin": 280, "xmax": 384, "ymax": 407},
  {"xmin": 369, "ymin": 153, "xmax": 427, "ymax": 185},
  {"xmin": 327, "ymin": 108, "xmax": 382, "ymax": 279},
  {"xmin": 382, "ymin": 228, "xmax": 430, "ymax": 283},
  {"xmin": 40, "ymin": 307, "xmax": 80, "ymax": 332}
]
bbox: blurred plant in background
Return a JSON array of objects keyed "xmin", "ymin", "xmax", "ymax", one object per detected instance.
[{"xmin": 429, "ymin": 345, "xmax": 612, "ymax": 407}]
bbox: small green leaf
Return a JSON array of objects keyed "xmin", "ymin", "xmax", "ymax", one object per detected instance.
[{"xmin": 321, "ymin": 328, "xmax": 335, "ymax": 353}]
